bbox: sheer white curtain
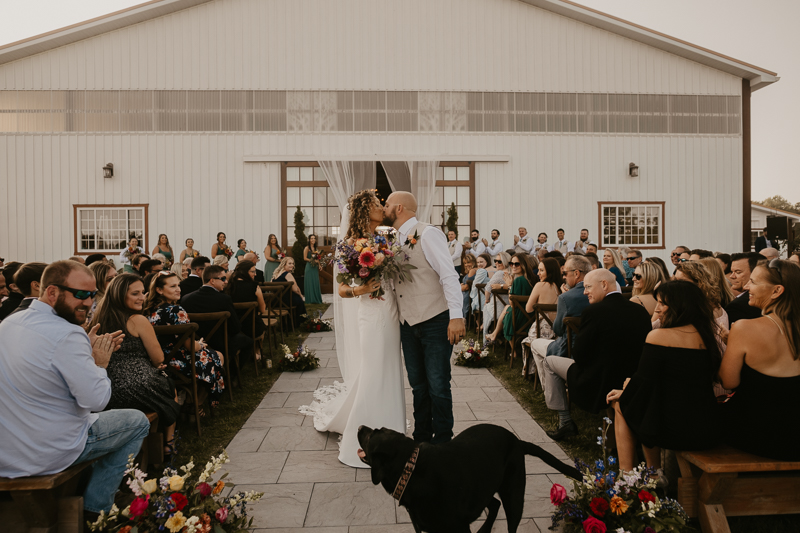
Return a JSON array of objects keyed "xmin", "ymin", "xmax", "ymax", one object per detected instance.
[
  {"xmin": 317, "ymin": 161, "xmax": 376, "ymax": 383},
  {"xmin": 380, "ymin": 161, "xmax": 440, "ymax": 223}
]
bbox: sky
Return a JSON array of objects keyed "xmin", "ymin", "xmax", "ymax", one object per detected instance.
[{"xmin": 0, "ymin": 0, "xmax": 797, "ymax": 203}]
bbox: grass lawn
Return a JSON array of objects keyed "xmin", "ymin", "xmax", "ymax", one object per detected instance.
[
  {"xmin": 474, "ymin": 331, "xmax": 800, "ymax": 533},
  {"xmin": 161, "ymin": 303, "xmax": 329, "ymax": 473}
]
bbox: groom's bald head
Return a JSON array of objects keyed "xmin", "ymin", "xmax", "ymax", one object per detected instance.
[
  {"xmin": 383, "ymin": 192, "xmax": 418, "ymax": 229},
  {"xmin": 387, "ymin": 192, "xmax": 417, "ymax": 214}
]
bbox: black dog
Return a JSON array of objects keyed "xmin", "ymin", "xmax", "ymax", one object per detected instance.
[{"xmin": 357, "ymin": 423, "xmax": 582, "ymax": 533}]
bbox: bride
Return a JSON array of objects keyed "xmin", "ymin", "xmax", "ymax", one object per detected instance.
[{"xmin": 299, "ymin": 189, "xmax": 406, "ymax": 468}]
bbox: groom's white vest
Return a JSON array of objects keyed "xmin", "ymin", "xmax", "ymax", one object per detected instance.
[{"xmin": 394, "ymin": 222, "xmax": 449, "ymax": 326}]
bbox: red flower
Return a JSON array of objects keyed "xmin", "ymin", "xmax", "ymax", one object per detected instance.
[
  {"xmin": 638, "ymin": 490, "xmax": 656, "ymax": 504},
  {"xmin": 316, "ymin": 324, "xmax": 322, "ymax": 331},
  {"xmin": 550, "ymin": 483, "xmax": 567, "ymax": 505},
  {"xmin": 358, "ymin": 249, "xmax": 376, "ymax": 268},
  {"xmin": 170, "ymin": 492, "xmax": 188, "ymax": 510},
  {"xmin": 582, "ymin": 516, "xmax": 606, "ymax": 533},
  {"xmin": 590, "ymin": 497, "xmax": 609, "ymax": 518},
  {"xmin": 129, "ymin": 495, "xmax": 149, "ymax": 517},
  {"xmin": 196, "ymin": 482, "xmax": 212, "ymax": 498}
]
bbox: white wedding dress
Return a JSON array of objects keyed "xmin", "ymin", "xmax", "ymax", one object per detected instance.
[{"xmin": 299, "ymin": 279, "xmax": 406, "ymax": 468}]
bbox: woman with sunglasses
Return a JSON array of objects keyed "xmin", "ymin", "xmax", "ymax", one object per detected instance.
[
  {"xmin": 89, "ymin": 274, "xmax": 181, "ymax": 457},
  {"xmin": 521, "ymin": 257, "xmax": 563, "ymax": 378},
  {"xmin": 483, "ymin": 252, "xmax": 511, "ymax": 342},
  {"xmin": 485, "ymin": 255, "xmax": 536, "ymax": 344},
  {"xmin": 630, "ymin": 262, "xmax": 660, "ymax": 317},
  {"xmin": 719, "ymin": 259, "xmax": 800, "ymax": 461}
]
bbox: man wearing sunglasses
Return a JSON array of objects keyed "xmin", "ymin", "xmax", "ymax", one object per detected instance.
[
  {"xmin": 0, "ymin": 261, "xmax": 150, "ymax": 518},
  {"xmin": 624, "ymin": 250, "xmax": 642, "ymax": 286}
]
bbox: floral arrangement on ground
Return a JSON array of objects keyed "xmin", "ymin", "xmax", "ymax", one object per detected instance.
[
  {"xmin": 550, "ymin": 419, "xmax": 689, "ymax": 533},
  {"xmin": 88, "ymin": 451, "xmax": 263, "ymax": 533},
  {"xmin": 278, "ymin": 343, "xmax": 320, "ymax": 372},
  {"xmin": 301, "ymin": 311, "xmax": 333, "ymax": 332},
  {"xmin": 454, "ymin": 339, "xmax": 492, "ymax": 368},
  {"xmin": 333, "ymin": 233, "xmax": 415, "ymax": 299}
]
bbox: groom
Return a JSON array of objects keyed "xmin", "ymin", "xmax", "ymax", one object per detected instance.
[{"xmin": 384, "ymin": 192, "xmax": 466, "ymax": 444}]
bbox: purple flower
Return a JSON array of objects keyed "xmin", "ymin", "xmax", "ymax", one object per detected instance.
[{"xmin": 359, "ymin": 268, "xmax": 370, "ymax": 278}]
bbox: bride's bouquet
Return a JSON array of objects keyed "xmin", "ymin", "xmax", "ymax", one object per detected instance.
[{"xmin": 333, "ymin": 233, "xmax": 415, "ymax": 299}]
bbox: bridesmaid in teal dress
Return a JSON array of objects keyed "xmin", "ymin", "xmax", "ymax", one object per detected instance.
[
  {"xmin": 151, "ymin": 234, "xmax": 174, "ymax": 268},
  {"xmin": 263, "ymin": 234, "xmax": 281, "ymax": 281},
  {"xmin": 235, "ymin": 239, "xmax": 248, "ymax": 263},
  {"xmin": 303, "ymin": 234, "xmax": 323, "ymax": 304}
]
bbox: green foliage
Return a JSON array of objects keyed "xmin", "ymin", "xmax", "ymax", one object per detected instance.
[
  {"xmin": 759, "ymin": 195, "xmax": 800, "ymax": 215},
  {"xmin": 291, "ymin": 206, "xmax": 308, "ymax": 284},
  {"xmin": 445, "ymin": 202, "xmax": 459, "ymax": 236}
]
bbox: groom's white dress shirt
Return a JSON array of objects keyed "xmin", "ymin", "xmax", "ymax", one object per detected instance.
[
  {"xmin": 486, "ymin": 240, "xmax": 504, "ymax": 258},
  {"xmin": 515, "ymin": 235, "xmax": 534, "ymax": 254},
  {"xmin": 398, "ymin": 218, "xmax": 463, "ymax": 320}
]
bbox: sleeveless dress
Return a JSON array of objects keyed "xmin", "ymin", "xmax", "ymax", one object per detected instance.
[
  {"xmin": 299, "ymin": 279, "xmax": 406, "ymax": 468},
  {"xmin": 275, "ymin": 271, "xmax": 306, "ymax": 324},
  {"xmin": 264, "ymin": 248, "xmax": 280, "ymax": 281},
  {"xmin": 156, "ymin": 247, "xmax": 173, "ymax": 267},
  {"xmin": 304, "ymin": 248, "xmax": 323, "ymax": 304},
  {"xmin": 229, "ymin": 280, "xmax": 268, "ymax": 337},
  {"xmin": 722, "ymin": 363, "xmax": 800, "ymax": 461},
  {"xmin": 502, "ymin": 276, "xmax": 533, "ymax": 340},
  {"xmin": 105, "ymin": 335, "xmax": 181, "ymax": 428}
]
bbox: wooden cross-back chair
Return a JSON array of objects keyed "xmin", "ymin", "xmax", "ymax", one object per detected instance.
[
  {"xmin": 489, "ymin": 287, "xmax": 509, "ymax": 356},
  {"xmin": 508, "ymin": 295, "xmax": 537, "ymax": 368},
  {"xmin": 233, "ymin": 301, "xmax": 264, "ymax": 376},
  {"xmin": 259, "ymin": 285, "xmax": 284, "ymax": 348},
  {"xmin": 186, "ymin": 311, "xmax": 234, "ymax": 402},
  {"xmin": 472, "ymin": 282, "xmax": 487, "ymax": 333},
  {"xmin": 562, "ymin": 316, "xmax": 582, "ymax": 358},
  {"xmin": 521, "ymin": 303, "xmax": 558, "ymax": 388},
  {"xmin": 151, "ymin": 323, "xmax": 206, "ymax": 435},
  {"xmin": 261, "ymin": 281, "xmax": 295, "ymax": 333}
]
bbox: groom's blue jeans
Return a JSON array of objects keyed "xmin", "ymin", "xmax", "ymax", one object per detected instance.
[{"xmin": 401, "ymin": 310, "xmax": 454, "ymax": 444}]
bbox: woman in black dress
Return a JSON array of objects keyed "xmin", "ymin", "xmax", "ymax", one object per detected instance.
[
  {"xmin": 226, "ymin": 260, "xmax": 268, "ymax": 353},
  {"xmin": 89, "ymin": 273, "xmax": 181, "ymax": 455},
  {"xmin": 719, "ymin": 259, "xmax": 800, "ymax": 461},
  {"xmin": 272, "ymin": 256, "xmax": 306, "ymax": 325},
  {"xmin": 607, "ymin": 281, "xmax": 722, "ymax": 483}
]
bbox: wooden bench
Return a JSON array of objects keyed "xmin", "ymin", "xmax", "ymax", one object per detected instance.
[
  {"xmin": 0, "ymin": 461, "xmax": 95, "ymax": 533},
  {"xmin": 677, "ymin": 446, "xmax": 800, "ymax": 533}
]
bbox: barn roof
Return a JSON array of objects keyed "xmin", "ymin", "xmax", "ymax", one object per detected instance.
[{"xmin": 0, "ymin": 0, "xmax": 779, "ymax": 90}]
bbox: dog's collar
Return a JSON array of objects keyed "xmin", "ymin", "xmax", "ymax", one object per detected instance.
[{"xmin": 392, "ymin": 447, "xmax": 419, "ymax": 503}]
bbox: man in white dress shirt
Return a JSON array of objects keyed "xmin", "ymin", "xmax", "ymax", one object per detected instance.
[
  {"xmin": 514, "ymin": 227, "xmax": 534, "ymax": 255},
  {"xmin": 549, "ymin": 229, "xmax": 574, "ymax": 255},
  {"xmin": 384, "ymin": 192, "xmax": 465, "ymax": 444},
  {"xmin": 447, "ymin": 230, "xmax": 463, "ymax": 274},
  {"xmin": 534, "ymin": 232, "xmax": 549, "ymax": 255},
  {"xmin": 464, "ymin": 229, "xmax": 486, "ymax": 256},
  {"xmin": 575, "ymin": 228, "xmax": 590, "ymax": 254},
  {"xmin": 483, "ymin": 229, "xmax": 504, "ymax": 258}
]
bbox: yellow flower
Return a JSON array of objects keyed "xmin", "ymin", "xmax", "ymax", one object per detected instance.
[
  {"xmin": 212, "ymin": 480, "xmax": 225, "ymax": 495},
  {"xmin": 141, "ymin": 479, "xmax": 158, "ymax": 494},
  {"xmin": 610, "ymin": 495, "xmax": 629, "ymax": 515},
  {"xmin": 354, "ymin": 245, "xmax": 363, "ymax": 253},
  {"xmin": 165, "ymin": 511, "xmax": 187, "ymax": 532},
  {"xmin": 168, "ymin": 475, "xmax": 185, "ymax": 491}
]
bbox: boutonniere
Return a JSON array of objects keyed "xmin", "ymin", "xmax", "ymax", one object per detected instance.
[{"xmin": 404, "ymin": 230, "xmax": 420, "ymax": 250}]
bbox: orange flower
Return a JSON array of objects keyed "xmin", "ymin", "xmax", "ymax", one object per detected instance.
[
  {"xmin": 118, "ymin": 527, "xmax": 132, "ymax": 533},
  {"xmin": 410, "ymin": 238, "xmax": 417, "ymax": 245},
  {"xmin": 212, "ymin": 481, "xmax": 225, "ymax": 495},
  {"xmin": 609, "ymin": 495, "xmax": 628, "ymax": 515}
]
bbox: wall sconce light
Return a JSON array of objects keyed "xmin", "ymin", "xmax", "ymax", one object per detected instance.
[
  {"xmin": 103, "ymin": 163, "xmax": 114, "ymax": 179},
  {"xmin": 629, "ymin": 162, "xmax": 639, "ymax": 178}
]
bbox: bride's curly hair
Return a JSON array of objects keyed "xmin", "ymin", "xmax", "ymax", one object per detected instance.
[{"xmin": 345, "ymin": 189, "xmax": 378, "ymax": 240}]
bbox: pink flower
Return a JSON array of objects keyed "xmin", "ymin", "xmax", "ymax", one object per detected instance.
[
  {"xmin": 215, "ymin": 507, "xmax": 228, "ymax": 523},
  {"xmin": 373, "ymin": 253, "xmax": 385, "ymax": 267},
  {"xmin": 582, "ymin": 517, "xmax": 606, "ymax": 533},
  {"xmin": 130, "ymin": 495, "xmax": 149, "ymax": 517},
  {"xmin": 359, "ymin": 268, "xmax": 370, "ymax": 278},
  {"xmin": 550, "ymin": 483, "xmax": 567, "ymax": 506},
  {"xmin": 358, "ymin": 249, "xmax": 376, "ymax": 268},
  {"xmin": 384, "ymin": 249, "xmax": 394, "ymax": 257},
  {"xmin": 196, "ymin": 482, "xmax": 212, "ymax": 498}
]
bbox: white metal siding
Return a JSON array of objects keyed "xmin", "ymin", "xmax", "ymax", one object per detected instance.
[{"xmin": 0, "ymin": 0, "xmax": 741, "ymax": 95}]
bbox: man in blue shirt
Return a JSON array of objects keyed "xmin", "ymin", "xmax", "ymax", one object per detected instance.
[{"xmin": 0, "ymin": 261, "xmax": 150, "ymax": 515}]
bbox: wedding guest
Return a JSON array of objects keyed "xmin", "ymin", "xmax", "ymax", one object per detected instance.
[
  {"xmin": 151, "ymin": 234, "xmax": 174, "ymax": 268},
  {"xmin": 584, "ymin": 252, "xmax": 600, "ymax": 270},
  {"xmin": 263, "ymin": 234, "xmax": 282, "ymax": 282},
  {"xmin": 483, "ymin": 252, "xmax": 511, "ymax": 341},
  {"xmin": 179, "ymin": 238, "xmax": 199, "ymax": 263},
  {"xmin": 485, "ymin": 254, "xmax": 536, "ymax": 343},
  {"xmin": 602, "ymin": 248, "xmax": 627, "ymax": 287},
  {"xmin": 514, "ymin": 227, "xmax": 534, "ymax": 255},
  {"xmin": 630, "ymin": 262, "xmax": 660, "ymax": 317},
  {"xmin": 484, "ymin": 229, "xmax": 504, "ymax": 258},
  {"xmin": 624, "ymin": 249, "xmax": 643, "ymax": 285},
  {"xmin": 139, "ymin": 259, "xmax": 163, "ymax": 277},
  {"xmin": 670, "ymin": 245, "xmax": 691, "ymax": 269},
  {"xmin": 144, "ymin": 272, "xmax": 226, "ymax": 408},
  {"xmin": 470, "ymin": 254, "xmax": 491, "ymax": 314},
  {"xmin": 180, "ymin": 256, "xmax": 210, "ymax": 296},
  {"xmin": 754, "ymin": 228, "xmax": 772, "ymax": 253},
  {"xmin": 481, "ymin": 252, "xmax": 497, "ymax": 277},
  {"xmin": 715, "ymin": 252, "xmax": 732, "ymax": 275},
  {"xmin": 720, "ymin": 259, "xmax": 800, "ymax": 460},
  {"xmin": 235, "ymin": 239, "xmax": 248, "ymax": 262},
  {"xmin": 760, "ymin": 247, "xmax": 779, "ymax": 261},
  {"xmin": 0, "ymin": 262, "xmax": 24, "ymax": 320},
  {"xmin": 464, "ymin": 229, "xmax": 486, "ymax": 256},
  {"xmin": 182, "ymin": 257, "xmax": 193, "ymax": 276},
  {"xmin": 725, "ymin": 252, "xmax": 763, "ymax": 324},
  {"xmin": 88, "ymin": 261, "xmax": 117, "ymax": 322},
  {"xmin": 169, "ymin": 262, "xmax": 184, "ymax": 280},
  {"xmin": 151, "ymin": 253, "xmax": 167, "ymax": 270},
  {"xmin": 549, "ymin": 228, "xmax": 573, "ymax": 255},
  {"xmin": 129, "ymin": 253, "xmax": 150, "ymax": 277},
  {"xmin": 211, "ymin": 232, "xmax": 230, "ymax": 259},
  {"xmin": 304, "ymin": 234, "xmax": 323, "ymax": 304},
  {"xmin": 608, "ymin": 281, "xmax": 721, "ymax": 480},
  {"xmin": 0, "ymin": 261, "xmax": 148, "ymax": 517},
  {"xmin": 674, "ymin": 261, "xmax": 729, "ymax": 337},
  {"xmin": 700, "ymin": 257, "xmax": 736, "ymax": 308},
  {"xmin": 89, "ymin": 274, "xmax": 181, "ymax": 457},
  {"xmin": 521, "ymin": 258, "xmax": 562, "ymax": 379},
  {"xmin": 213, "ymin": 253, "xmax": 230, "ymax": 272},
  {"xmin": 119, "ymin": 237, "xmax": 144, "ymax": 273},
  {"xmin": 586, "ymin": 242, "xmax": 599, "ymax": 255},
  {"xmin": 243, "ymin": 252, "xmax": 265, "ymax": 283},
  {"xmin": 544, "ymin": 268, "xmax": 651, "ymax": 440},
  {"xmin": 645, "ymin": 256, "xmax": 671, "ymax": 284},
  {"xmin": 85, "ymin": 254, "xmax": 107, "ymax": 266},
  {"xmin": 5, "ymin": 262, "xmax": 47, "ymax": 317},
  {"xmin": 690, "ymin": 249, "xmax": 714, "ymax": 261},
  {"xmin": 460, "ymin": 254, "xmax": 478, "ymax": 319},
  {"xmin": 447, "ymin": 230, "xmax": 463, "ymax": 274},
  {"xmin": 272, "ymin": 257, "xmax": 307, "ymax": 325},
  {"xmin": 226, "ymin": 260, "xmax": 268, "ymax": 343}
]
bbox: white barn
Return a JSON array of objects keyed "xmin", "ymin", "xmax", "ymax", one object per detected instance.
[{"xmin": 0, "ymin": 0, "xmax": 779, "ymax": 268}]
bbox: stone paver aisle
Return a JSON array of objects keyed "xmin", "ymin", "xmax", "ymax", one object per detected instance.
[{"xmin": 224, "ymin": 304, "xmax": 572, "ymax": 532}]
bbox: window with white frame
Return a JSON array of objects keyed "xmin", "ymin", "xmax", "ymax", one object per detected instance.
[
  {"xmin": 75, "ymin": 205, "xmax": 147, "ymax": 253},
  {"xmin": 600, "ymin": 202, "xmax": 664, "ymax": 248}
]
